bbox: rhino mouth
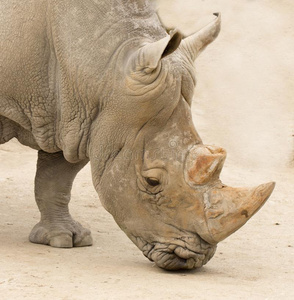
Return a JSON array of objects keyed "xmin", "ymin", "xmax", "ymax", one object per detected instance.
[{"xmin": 133, "ymin": 236, "xmax": 216, "ymax": 271}]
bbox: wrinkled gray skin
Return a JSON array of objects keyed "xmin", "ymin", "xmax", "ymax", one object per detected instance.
[{"xmin": 0, "ymin": 0, "xmax": 275, "ymax": 270}]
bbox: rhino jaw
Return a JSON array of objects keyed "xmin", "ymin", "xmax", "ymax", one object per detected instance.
[{"xmin": 201, "ymin": 182, "xmax": 275, "ymax": 244}]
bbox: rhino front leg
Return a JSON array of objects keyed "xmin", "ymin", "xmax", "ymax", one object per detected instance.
[{"xmin": 29, "ymin": 151, "xmax": 93, "ymax": 248}]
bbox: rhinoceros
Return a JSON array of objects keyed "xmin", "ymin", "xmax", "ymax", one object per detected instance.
[{"xmin": 0, "ymin": 0, "xmax": 275, "ymax": 270}]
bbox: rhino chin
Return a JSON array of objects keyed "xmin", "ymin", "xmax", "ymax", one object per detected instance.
[{"xmin": 133, "ymin": 236, "xmax": 216, "ymax": 271}]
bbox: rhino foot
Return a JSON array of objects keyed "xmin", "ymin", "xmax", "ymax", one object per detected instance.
[{"xmin": 29, "ymin": 219, "xmax": 93, "ymax": 248}]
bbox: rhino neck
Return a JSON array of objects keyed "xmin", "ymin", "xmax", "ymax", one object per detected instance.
[{"xmin": 48, "ymin": 0, "xmax": 167, "ymax": 162}]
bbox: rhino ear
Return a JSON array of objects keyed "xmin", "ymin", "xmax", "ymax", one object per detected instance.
[
  {"xmin": 181, "ymin": 13, "xmax": 221, "ymax": 61},
  {"xmin": 132, "ymin": 29, "xmax": 182, "ymax": 73}
]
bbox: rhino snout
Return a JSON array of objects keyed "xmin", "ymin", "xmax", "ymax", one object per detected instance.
[{"xmin": 184, "ymin": 145, "xmax": 275, "ymax": 245}]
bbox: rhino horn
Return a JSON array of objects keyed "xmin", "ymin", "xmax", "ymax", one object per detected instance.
[
  {"xmin": 201, "ymin": 182, "xmax": 276, "ymax": 244},
  {"xmin": 181, "ymin": 13, "xmax": 221, "ymax": 61},
  {"xmin": 185, "ymin": 145, "xmax": 226, "ymax": 185},
  {"xmin": 129, "ymin": 29, "xmax": 182, "ymax": 73}
]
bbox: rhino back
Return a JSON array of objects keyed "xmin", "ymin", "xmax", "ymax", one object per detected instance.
[{"xmin": 0, "ymin": 0, "xmax": 166, "ymax": 161}]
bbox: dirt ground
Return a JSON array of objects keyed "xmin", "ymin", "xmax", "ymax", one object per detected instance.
[{"xmin": 0, "ymin": 0, "xmax": 293, "ymax": 299}]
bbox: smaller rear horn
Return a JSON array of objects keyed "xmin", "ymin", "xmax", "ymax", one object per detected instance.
[{"xmin": 185, "ymin": 145, "xmax": 226, "ymax": 185}]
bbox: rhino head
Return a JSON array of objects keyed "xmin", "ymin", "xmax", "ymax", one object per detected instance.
[{"xmin": 89, "ymin": 14, "xmax": 275, "ymax": 270}]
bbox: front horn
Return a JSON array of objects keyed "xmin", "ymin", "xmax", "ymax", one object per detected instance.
[{"xmin": 201, "ymin": 182, "xmax": 276, "ymax": 244}]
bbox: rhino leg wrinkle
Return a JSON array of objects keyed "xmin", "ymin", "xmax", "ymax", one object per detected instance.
[{"xmin": 0, "ymin": 0, "xmax": 275, "ymax": 270}]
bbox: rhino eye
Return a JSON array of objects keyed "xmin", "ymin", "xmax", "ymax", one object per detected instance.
[{"xmin": 145, "ymin": 177, "xmax": 160, "ymax": 187}]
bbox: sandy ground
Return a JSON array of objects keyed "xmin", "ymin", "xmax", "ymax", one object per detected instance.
[{"xmin": 0, "ymin": 0, "xmax": 293, "ymax": 299}]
